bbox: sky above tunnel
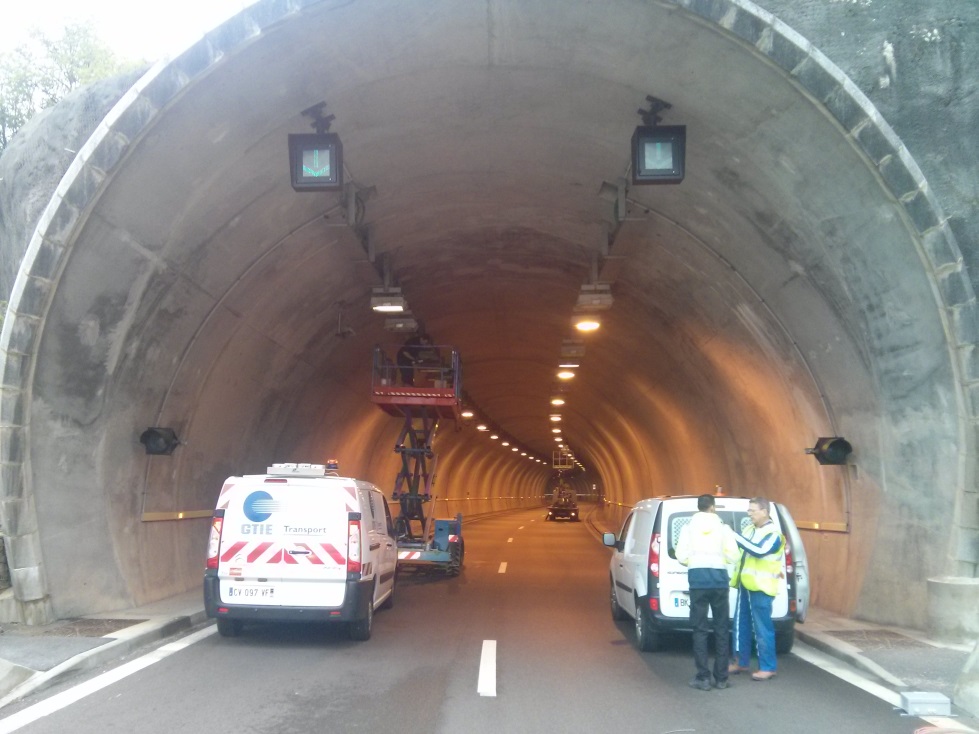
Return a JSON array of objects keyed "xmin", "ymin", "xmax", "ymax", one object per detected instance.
[{"xmin": 1, "ymin": 0, "xmax": 256, "ymax": 61}]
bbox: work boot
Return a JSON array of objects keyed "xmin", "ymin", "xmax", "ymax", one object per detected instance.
[
  {"xmin": 688, "ymin": 676, "xmax": 712, "ymax": 691},
  {"xmin": 714, "ymin": 678, "xmax": 730, "ymax": 689},
  {"xmin": 751, "ymin": 670, "xmax": 776, "ymax": 681}
]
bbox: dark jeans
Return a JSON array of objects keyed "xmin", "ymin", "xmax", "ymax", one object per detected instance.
[{"xmin": 690, "ymin": 586, "xmax": 730, "ymax": 682}]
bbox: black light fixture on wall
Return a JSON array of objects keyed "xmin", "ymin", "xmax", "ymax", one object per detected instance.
[
  {"xmin": 631, "ymin": 95, "xmax": 686, "ymax": 185},
  {"xmin": 139, "ymin": 427, "xmax": 181, "ymax": 456},
  {"xmin": 806, "ymin": 437, "xmax": 852, "ymax": 465}
]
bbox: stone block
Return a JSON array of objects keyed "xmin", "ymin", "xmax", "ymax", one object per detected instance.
[
  {"xmin": 6, "ymin": 532, "xmax": 42, "ymax": 570},
  {"xmin": 0, "ymin": 428, "xmax": 23, "ymax": 464},
  {"xmin": 0, "ymin": 387, "xmax": 24, "ymax": 425},
  {"xmin": 61, "ymin": 164, "xmax": 105, "ymax": 217},
  {"xmin": 0, "ymin": 353, "xmax": 29, "ymax": 388},
  {"xmin": 853, "ymin": 121, "xmax": 894, "ymax": 166},
  {"xmin": 793, "ymin": 56, "xmax": 840, "ymax": 103},
  {"xmin": 953, "ymin": 302, "xmax": 979, "ymax": 345},
  {"xmin": 903, "ymin": 190, "xmax": 942, "ymax": 235},
  {"xmin": 728, "ymin": 8, "xmax": 767, "ymax": 46},
  {"xmin": 0, "ymin": 464, "xmax": 25, "ymax": 501},
  {"xmin": 938, "ymin": 267, "xmax": 973, "ymax": 309},
  {"xmin": 111, "ymin": 97, "xmax": 157, "ymax": 145},
  {"xmin": 2, "ymin": 316, "xmax": 39, "ymax": 356},
  {"xmin": 823, "ymin": 84, "xmax": 865, "ymax": 132},
  {"xmin": 13, "ymin": 277, "xmax": 52, "ymax": 321},
  {"xmin": 10, "ymin": 565, "xmax": 46, "ymax": 602},
  {"xmin": 87, "ymin": 131, "xmax": 132, "ymax": 177},
  {"xmin": 920, "ymin": 227, "xmax": 962, "ymax": 272},
  {"xmin": 877, "ymin": 155, "xmax": 919, "ymax": 201},
  {"xmin": 0, "ymin": 499, "xmax": 37, "ymax": 535},
  {"xmin": 927, "ymin": 576, "xmax": 979, "ymax": 643},
  {"xmin": 768, "ymin": 29, "xmax": 808, "ymax": 74}
]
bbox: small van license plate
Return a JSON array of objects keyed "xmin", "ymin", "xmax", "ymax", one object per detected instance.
[
  {"xmin": 671, "ymin": 593, "xmax": 690, "ymax": 609},
  {"xmin": 228, "ymin": 586, "xmax": 275, "ymax": 599}
]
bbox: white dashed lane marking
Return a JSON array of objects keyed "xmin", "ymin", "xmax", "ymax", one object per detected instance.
[
  {"xmin": 478, "ymin": 640, "xmax": 497, "ymax": 697},
  {"xmin": 498, "ymin": 562, "xmax": 508, "ymax": 573}
]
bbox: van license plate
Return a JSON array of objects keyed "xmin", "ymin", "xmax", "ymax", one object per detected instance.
[
  {"xmin": 671, "ymin": 593, "xmax": 690, "ymax": 609},
  {"xmin": 228, "ymin": 586, "xmax": 275, "ymax": 599}
]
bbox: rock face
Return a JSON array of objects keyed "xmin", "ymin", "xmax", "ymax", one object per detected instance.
[{"xmin": 0, "ymin": 69, "xmax": 145, "ymax": 301}]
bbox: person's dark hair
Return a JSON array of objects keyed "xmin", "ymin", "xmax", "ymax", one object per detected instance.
[
  {"xmin": 697, "ymin": 494, "xmax": 715, "ymax": 511},
  {"xmin": 750, "ymin": 496, "xmax": 771, "ymax": 513}
]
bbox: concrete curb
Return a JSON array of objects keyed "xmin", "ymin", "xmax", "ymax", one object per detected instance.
[
  {"xmin": 795, "ymin": 627, "xmax": 907, "ymax": 688},
  {"xmin": 0, "ymin": 609, "xmax": 210, "ymax": 709}
]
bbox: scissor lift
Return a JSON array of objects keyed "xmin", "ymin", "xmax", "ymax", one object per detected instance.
[{"xmin": 371, "ymin": 345, "xmax": 464, "ymax": 575}]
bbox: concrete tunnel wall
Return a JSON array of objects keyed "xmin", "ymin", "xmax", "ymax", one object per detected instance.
[{"xmin": 0, "ymin": 0, "xmax": 976, "ymax": 631}]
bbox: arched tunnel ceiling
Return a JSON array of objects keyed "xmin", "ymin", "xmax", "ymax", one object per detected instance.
[{"xmin": 3, "ymin": 0, "xmax": 965, "ymax": 620}]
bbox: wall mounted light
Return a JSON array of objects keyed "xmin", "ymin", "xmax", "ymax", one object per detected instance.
[
  {"xmin": 806, "ymin": 437, "xmax": 853, "ymax": 465},
  {"xmin": 139, "ymin": 427, "xmax": 180, "ymax": 456},
  {"xmin": 371, "ymin": 286, "xmax": 406, "ymax": 313}
]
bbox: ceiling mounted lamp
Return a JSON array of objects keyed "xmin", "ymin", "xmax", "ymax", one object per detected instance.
[
  {"xmin": 557, "ymin": 369, "xmax": 576, "ymax": 379},
  {"xmin": 558, "ymin": 362, "xmax": 580, "ymax": 369},
  {"xmin": 554, "ymin": 436, "xmax": 563, "ymax": 442},
  {"xmin": 550, "ymin": 397, "xmax": 566, "ymax": 406},
  {"xmin": 501, "ymin": 441, "xmax": 510, "ymax": 447},
  {"xmin": 549, "ymin": 414, "xmax": 562, "ymax": 422},
  {"xmin": 476, "ymin": 424, "xmax": 488, "ymax": 431},
  {"xmin": 384, "ymin": 315, "xmax": 418, "ymax": 332},
  {"xmin": 575, "ymin": 283, "xmax": 613, "ymax": 311},
  {"xmin": 371, "ymin": 286, "xmax": 406, "ymax": 313},
  {"xmin": 490, "ymin": 434, "xmax": 499, "ymax": 440},
  {"xmin": 461, "ymin": 409, "xmax": 474, "ymax": 419},
  {"xmin": 551, "ymin": 428, "xmax": 562, "ymax": 434},
  {"xmin": 631, "ymin": 95, "xmax": 686, "ymax": 185},
  {"xmin": 511, "ymin": 447, "xmax": 518, "ymax": 452},
  {"xmin": 574, "ymin": 316, "xmax": 600, "ymax": 332}
]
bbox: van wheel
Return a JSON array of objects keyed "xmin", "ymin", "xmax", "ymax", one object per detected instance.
[
  {"xmin": 775, "ymin": 627, "xmax": 795, "ymax": 654},
  {"xmin": 634, "ymin": 598, "xmax": 662, "ymax": 652},
  {"xmin": 349, "ymin": 596, "xmax": 374, "ymax": 641},
  {"xmin": 609, "ymin": 579, "xmax": 628, "ymax": 621},
  {"xmin": 216, "ymin": 618, "xmax": 242, "ymax": 638},
  {"xmin": 380, "ymin": 573, "xmax": 396, "ymax": 610}
]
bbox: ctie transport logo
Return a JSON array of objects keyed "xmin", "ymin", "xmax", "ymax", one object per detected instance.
[{"xmin": 243, "ymin": 491, "xmax": 282, "ymax": 522}]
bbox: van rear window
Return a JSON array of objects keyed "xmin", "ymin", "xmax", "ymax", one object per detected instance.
[{"xmin": 667, "ymin": 511, "xmax": 753, "ymax": 550}]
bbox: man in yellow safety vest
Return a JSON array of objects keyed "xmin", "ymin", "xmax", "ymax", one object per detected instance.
[{"xmin": 729, "ymin": 496, "xmax": 784, "ymax": 681}]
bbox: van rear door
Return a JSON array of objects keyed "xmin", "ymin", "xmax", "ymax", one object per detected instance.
[
  {"xmin": 217, "ymin": 476, "xmax": 354, "ymax": 608},
  {"xmin": 775, "ymin": 502, "xmax": 810, "ymax": 622},
  {"xmin": 659, "ymin": 497, "xmax": 700, "ymax": 618}
]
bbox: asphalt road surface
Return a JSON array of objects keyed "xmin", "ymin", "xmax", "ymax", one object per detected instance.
[{"xmin": 0, "ymin": 507, "xmax": 934, "ymax": 733}]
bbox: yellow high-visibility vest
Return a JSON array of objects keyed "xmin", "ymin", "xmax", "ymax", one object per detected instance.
[{"xmin": 736, "ymin": 526, "xmax": 784, "ymax": 596}]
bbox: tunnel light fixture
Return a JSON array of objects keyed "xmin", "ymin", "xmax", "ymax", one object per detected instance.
[
  {"xmin": 574, "ymin": 317, "xmax": 600, "ymax": 332},
  {"xmin": 561, "ymin": 340, "xmax": 585, "ymax": 358},
  {"xmin": 511, "ymin": 447, "xmax": 519, "ymax": 452},
  {"xmin": 806, "ymin": 437, "xmax": 853, "ymax": 465},
  {"xmin": 549, "ymin": 414, "xmax": 562, "ymax": 422},
  {"xmin": 550, "ymin": 397, "xmax": 566, "ymax": 406},
  {"xmin": 384, "ymin": 314, "xmax": 417, "ymax": 332},
  {"xmin": 551, "ymin": 428, "xmax": 562, "ymax": 434},
  {"xmin": 575, "ymin": 283, "xmax": 613, "ymax": 311},
  {"xmin": 490, "ymin": 434, "xmax": 499, "ymax": 440},
  {"xmin": 558, "ymin": 362, "xmax": 580, "ymax": 369},
  {"xmin": 139, "ymin": 427, "xmax": 180, "ymax": 456},
  {"xmin": 476, "ymin": 424, "xmax": 488, "ymax": 431},
  {"xmin": 557, "ymin": 370, "xmax": 576, "ymax": 380},
  {"xmin": 461, "ymin": 409, "xmax": 475, "ymax": 419},
  {"xmin": 371, "ymin": 287, "xmax": 406, "ymax": 313},
  {"xmin": 501, "ymin": 441, "xmax": 510, "ymax": 447},
  {"xmin": 520, "ymin": 451, "xmax": 527, "ymax": 456}
]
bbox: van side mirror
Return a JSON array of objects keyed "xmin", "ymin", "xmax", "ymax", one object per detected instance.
[{"xmin": 602, "ymin": 532, "xmax": 619, "ymax": 549}]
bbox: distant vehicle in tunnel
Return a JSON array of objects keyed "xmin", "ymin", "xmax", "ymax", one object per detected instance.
[
  {"xmin": 203, "ymin": 463, "xmax": 397, "ymax": 641},
  {"xmin": 546, "ymin": 497, "xmax": 580, "ymax": 521},
  {"xmin": 603, "ymin": 495, "xmax": 809, "ymax": 655}
]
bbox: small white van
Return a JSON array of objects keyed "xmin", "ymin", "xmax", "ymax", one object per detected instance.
[
  {"xmin": 203, "ymin": 463, "xmax": 397, "ymax": 640},
  {"xmin": 603, "ymin": 495, "xmax": 809, "ymax": 653}
]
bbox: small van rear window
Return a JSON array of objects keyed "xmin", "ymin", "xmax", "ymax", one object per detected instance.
[{"xmin": 667, "ymin": 511, "xmax": 753, "ymax": 550}]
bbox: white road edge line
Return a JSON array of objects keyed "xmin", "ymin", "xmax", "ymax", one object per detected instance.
[
  {"xmin": 498, "ymin": 562, "xmax": 507, "ymax": 573},
  {"xmin": 477, "ymin": 640, "xmax": 497, "ymax": 697},
  {"xmin": 792, "ymin": 642, "xmax": 977, "ymax": 733},
  {"xmin": 0, "ymin": 625, "xmax": 218, "ymax": 734}
]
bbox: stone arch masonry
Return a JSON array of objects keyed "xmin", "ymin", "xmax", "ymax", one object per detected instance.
[{"xmin": 0, "ymin": 0, "xmax": 975, "ymax": 659}]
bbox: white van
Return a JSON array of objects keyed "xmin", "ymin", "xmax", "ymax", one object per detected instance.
[
  {"xmin": 603, "ymin": 495, "xmax": 809, "ymax": 653},
  {"xmin": 203, "ymin": 463, "xmax": 398, "ymax": 640}
]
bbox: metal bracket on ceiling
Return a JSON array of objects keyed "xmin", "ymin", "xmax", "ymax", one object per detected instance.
[
  {"xmin": 301, "ymin": 101, "xmax": 335, "ymax": 134},
  {"xmin": 637, "ymin": 95, "xmax": 672, "ymax": 127}
]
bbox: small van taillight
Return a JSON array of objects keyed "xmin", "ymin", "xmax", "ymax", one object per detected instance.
[
  {"xmin": 784, "ymin": 540, "xmax": 796, "ymax": 614},
  {"xmin": 648, "ymin": 533, "xmax": 661, "ymax": 578},
  {"xmin": 347, "ymin": 514, "xmax": 362, "ymax": 575},
  {"xmin": 205, "ymin": 512, "xmax": 225, "ymax": 570}
]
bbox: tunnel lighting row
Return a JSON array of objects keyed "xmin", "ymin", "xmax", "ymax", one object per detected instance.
[{"xmin": 460, "ymin": 410, "xmax": 547, "ymax": 466}]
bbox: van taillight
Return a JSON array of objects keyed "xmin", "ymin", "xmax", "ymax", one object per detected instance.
[
  {"xmin": 347, "ymin": 517, "xmax": 362, "ymax": 575},
  {"xmin": 784, "ymin": 541, "xmax": 794, "ymax": 577},
  {"xmin": 205, "ymin": 514, "xmax": 224, "ymax": 570},
  {"xmin": 648, "ymin": 533, "xmax": 661, "ymax": 578}
]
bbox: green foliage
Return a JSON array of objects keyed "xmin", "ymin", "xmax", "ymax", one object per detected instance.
[{"xmin": 0, "ymin": 22, "xmax": 137, "ymax": 153}]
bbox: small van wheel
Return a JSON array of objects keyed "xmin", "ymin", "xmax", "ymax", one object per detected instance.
[
  {"xmin": 610, "ymin": 579, "xmax": 628, "ymax": 621},
  {"xmin": 447, "ymin": 540, "xmax": 464, "ymax": 576},
  {"xmin": 349, "ymin": 596, "xmax": 374, "ymax": 641},
  {"xmin": 775, "ymin": 627, "xmax": 795, "ymax": 654},
  {"xmin": 634, "ymin": 598, "xmax": 662, "ymax": 652},
  {"xmin": 216, "ymin": 618, "xmax": 242, "ymax": 638},
  {"xmin": 380, "ymin": 573, "xmax": 396, "ymax": 610}
]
